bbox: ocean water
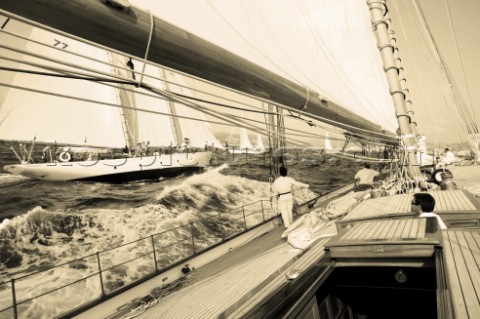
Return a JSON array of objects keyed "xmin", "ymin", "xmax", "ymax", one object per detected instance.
[
  {"xmin": 0, "ymin": 141, "xmax": 362, "ymax": 285},
  {"xmin": 2, "ymin": 140, "xmax": 479, "ymax": 318}
]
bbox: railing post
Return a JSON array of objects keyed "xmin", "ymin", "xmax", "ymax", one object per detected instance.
[
  {"xmin": 96, "ymin": 252, "xmax": 106, "ymax": 296},
  {"xmin": 11, "ymin": 279, "xmax": 18, "ymax": 319},
  {"xmin": 242, "ymin": 206, "xmax": 247, "ymax": 229},
  {"xmin": 151, "ymin": 235, "xmax": 158, "ymax": 272},
  {"xmin": 190, "ymin": 223, "xmax": 196, "ymax": 254}
]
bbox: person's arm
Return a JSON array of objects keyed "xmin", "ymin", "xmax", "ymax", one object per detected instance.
[{"xmin": 292, "ymin": 179, "xmax": 309, "ymax": 189}]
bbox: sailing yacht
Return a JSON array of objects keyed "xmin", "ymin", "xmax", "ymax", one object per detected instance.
[
  {"xmin": 0, "ymin": 1, "xmax": 479, "ymax": 318},
  {"xmin": 0, "ymin": 24, "xmax": 221, "ymax": 182},
  {"xmin": 227, "ymin": 127, "xmax": 266, "ymax": 154}
]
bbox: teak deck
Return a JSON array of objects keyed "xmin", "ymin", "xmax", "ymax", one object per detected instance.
[
  {"xmin": 442, "ymin": 230, "xmax": 480, "ymax": 319},
  {"xmin": 88, "ymin": 189, "xmax": 480, "ymax": 318},
  {"xmin": 127, "ymin": 227, "xmax": 329, "ymax": 319},
  {"xmin": 337, "ymin": 190, "xmax": 480, "ymax": 229}
]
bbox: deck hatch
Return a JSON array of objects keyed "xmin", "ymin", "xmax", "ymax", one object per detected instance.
[{"xmin": 326, "ymin": 218, "xmax": 441, "ymax": 259}]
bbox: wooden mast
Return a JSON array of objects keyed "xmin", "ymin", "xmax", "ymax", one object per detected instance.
[
  {"xmin": 367, "ymin": 0, "xmax": 422, "ymax": 179},
  {"xmin": 0, "ymin": 0, "xmax": 395, "ymax": 142}
]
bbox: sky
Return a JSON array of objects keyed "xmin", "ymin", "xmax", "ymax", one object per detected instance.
[{"xmin": 0, "ymin": 0, "xmax": 479, "ymax": 147}]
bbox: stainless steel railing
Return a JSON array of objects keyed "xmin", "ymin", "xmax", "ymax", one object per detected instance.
[{"xmin": 0, "ymin": 199, "xmax": 275, "ymax": 319}]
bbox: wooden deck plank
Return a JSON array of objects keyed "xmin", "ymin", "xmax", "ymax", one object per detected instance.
[
  {"xmin": 378, "ymin": 219, "xmax": 396, "ymax": 239},
  {"xmin": 409, "ymin": 218, "xmax": 420, "ymax": 239},
  {"xmin": 457, "ymin": 190, "xmax": 477, "ymax": 210},
  {"xmin": 446, "ymin": 190, "xmax": 464, "ymax": 211},
  {"xmin": 227, "ymin": 238, "xmax": 330, "ymax": 318},
  {"xmin": 396, "ymin": 194, "xmax": 409, "ymax": 214},
  {"xmin": 340, "ymin": 193, "xmax": 414, "ymax": 224},
  {"xmin": 450, "ymin": 190, "xmax": 468, "ymax": 211},
  {"xmin": 418, "ymin": 218, "xmax": 426, "ymax": 238},
  {"xmin": 401, "ymin": 219, "xmax": 414, "ymax": 239},
  {"xmin": 433, "ymin": 190, "xmax": 448, "ymax": 212},
  {"xmin": 443, "ymin": 230, "xmax": 480, "ymax": 318},
  {"xmin": 441, "ymin": 191, "xmax": 455, "ymax": 210},
  {"xmin": 393, "ymin": 219, "xmax": 407, "ymax": 238},
  {"xmin": 341, "ymin": 222, "xmax": 370, "ymax": 241},
  {"xmin": 369, "ymin": 220, "xmax": 384, "ymax": 239},
  {"xmin": 453, "ymin": 231, "xmax": 480, "ymax": 318},
  {"xmin": 443, "ymin": 231, "xmax": 469, "ymax": 318},
  {"xmin": 363, "ymin": 221, "xmax": 381, "ymax": 240},
  {"xmin": 460, "ymin": 232, "xmax": 480, "ymax": 313},
  {"xmin": 136, "ymin": 242, "xmax": 300, "ymax": 319},
  {"xmin": 385, "ymin": 219, "xmax": 401, "ymax": 239},
  {"xmin": 471, "ymin": 232, "xmax": 480, "ymax": 268}
]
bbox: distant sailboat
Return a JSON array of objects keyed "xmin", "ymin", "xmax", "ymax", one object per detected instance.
[
  {"xmin": 324, "ymin": 131, "xmax": 333, "ymax": 152},
  {"xmin": 227, "ymin": 111, "xmax": 267, "ymax": 154},
  {"xmin": 0, "ymin": 25, "xmax": 221, "ymax": 182},
  {"xmin": 255, "ymin": 133, "xmax": 266, "ymax": 152},
  {"xmin": 228, "ymin": 127, "xmax": 267, "ymax": 154}
]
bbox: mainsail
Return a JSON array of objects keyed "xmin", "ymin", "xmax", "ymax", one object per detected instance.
[{"xmin": 0, "ymin": 0, "xmax": 402, "ymax": 143}]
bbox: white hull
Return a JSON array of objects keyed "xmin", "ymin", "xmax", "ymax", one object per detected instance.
[
  {"xmin": 227, "ymin": 148, "xmax": 267, "ymax": 155},
  {"xmin": 3, "ymin": 152, "xmax": 213, "ymax": 182}
]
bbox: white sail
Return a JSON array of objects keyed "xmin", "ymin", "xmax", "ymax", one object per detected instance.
[
  {"xmin": 324, "ymin": 131, "xmax": 333, "ymax": 151},
  {"xmin": 255, "ymin": 134, "xmax": 265, "ymax": 151},
  {"xmin": 239, "ymin": 127, "xmax": 254, "ymax": 150},
  {"xmin": 131, "ymin": 63, "xmax": 177, "ymax": 147},
  {"xmin": 0, "ymin": 26, "xmax": 125, "ymax": 147},
  {"xmin": 162, "ymin": 70, "xmax": 224, "ymax": 149},
  {"xmin": 130, "ymin": 0, "xmax": 399, "ymax": 134}
]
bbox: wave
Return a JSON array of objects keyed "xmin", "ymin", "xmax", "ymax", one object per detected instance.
[
  {"xmin": 0, "ymin": 167, "xmax": 279, "ymax": 277},
  {"xmin": 0, "ymin": 172, "xmax": 30, "ymax": 188}
]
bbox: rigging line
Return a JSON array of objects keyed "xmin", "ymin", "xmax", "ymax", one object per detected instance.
[
  {"xmin": 0, "ymin": 27, "xmax": 132, "ymax": 79},
  {"xmin": 2, "ymin": 49, "xmax": 394, "ymax": 141},
  {"xmin": 0, "ymin": 21, "xmax": 224, "ymax": 110},
  {"xmin": 0, "ymin": 51, "xmax": 271, "ymax": 122},
  {"xmin": 412, "ymin": 0, "xmax": 475, "ymax": 143},
  {"xmin": 2, "ymin": 23, "xmax": 277, "ymax": 111},
  {"xmin": 2, "ymin": 43, "xmax": 395, "ymax": 142},
  {"xmin": 0, "ymin": 7, "xmax": 241, "ymax": 105},
  {"xmin": 170, "ymin": 93, "xmax": 276, "ymax": 115},
  {"xmin": 298, "ymin": 0, "xmax": 396, "ymax": 131},
  {"xmin": 0, "ymin": 17, "xmax": 9, "ymax": 29},
  {"xmin": 443, "ymin": 0, "xmax": 477, "ymax": 121},
  {"xmin": 160, "ymin": 94, "xmax": 316, "ymax": 147},
  {"xmin": 157, "ymin": 88, "xmax": 316, "ymax": 145},
  {"xmin": 0, "ymin": 43, "xmax": 150, "ymax": 89},
  {"xmin": 206, "ymin": 0, "xmax": 303, "ymax": 87},
  {"xmin": 137, "ymin": 10, "xmax": 154, "ymax": 87},
  {"xmin": 399, "ymin": 0, "xmax": 446, "ymax": 151},
  {"xmin": 1, "ymin": 29, "xmax": 298, "ymax": 120},
  {"xmin": 250, "ymin": 1, "xmax": 320, "ymax": 90},
  {"xmin": 392, "ymin": 1, "xmax": 442, "ymax": 149},
  {"xmin": 0, "ymin": 66, "xmax": 136, "ymax": 86},
  {"xmin": 0, "ymin": 81, "xmax": 241, "ymax": 128},
  {"xmin": 0, "ymin": 59, "xmax": 343, "ymax": 140},
  {"xmin": 0, "ymin": 8, "xmax": 159, "ymax": 77}
]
